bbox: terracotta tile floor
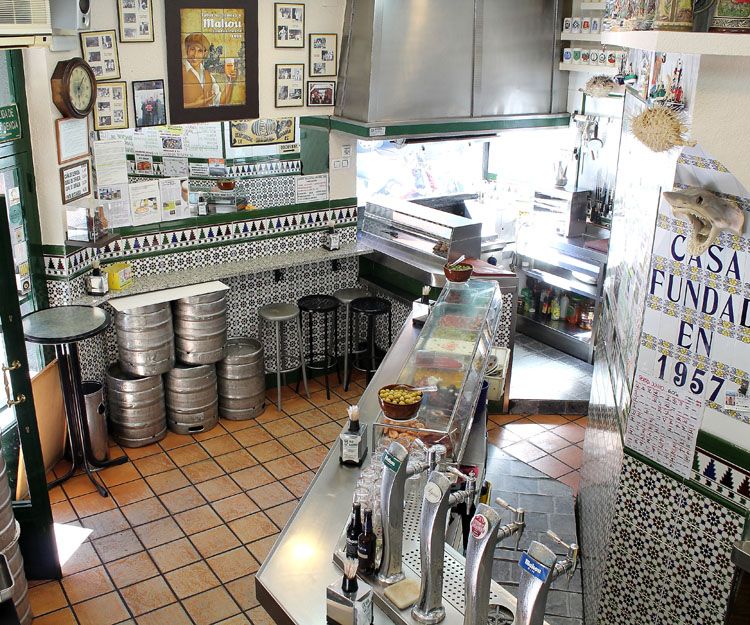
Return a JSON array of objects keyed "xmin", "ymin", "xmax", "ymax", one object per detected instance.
[
  {"xmin": 486, "ymin": 413, "xmax": 587, "ymax": 496},
  {"xmin": 31, "ymin": 373, "xmax": 586, "ymax": 624}
]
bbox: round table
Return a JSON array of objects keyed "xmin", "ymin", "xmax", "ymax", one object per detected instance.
[{"xmin": 23, "ymin": 306, "xmax": 127, "ymax": 497}]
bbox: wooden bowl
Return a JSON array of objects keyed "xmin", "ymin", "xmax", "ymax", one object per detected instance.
[
  {"xmin": 217, "ymin": 179, "xmax": 236, "ymax": 191},
  {"xmin": 443, "ymin": 263, "xmax": 473, "ymax": 282},
  {"xmin": 378, "ymin": 384, "xmax": 423, "ymax": 420}
]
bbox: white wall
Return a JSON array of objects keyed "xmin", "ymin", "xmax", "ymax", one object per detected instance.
[{"xmin": 23, "ymin": 0, "xmax": 345, "ymax": 246}]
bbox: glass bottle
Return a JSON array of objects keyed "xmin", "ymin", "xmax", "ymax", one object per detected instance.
[
  {"xmin": 357, "ymin": 508, "xmax": 376, "ymax": 574},
  {"xmin": 346, "ymin": 503, "xmax": 363, "ymax": 559}
]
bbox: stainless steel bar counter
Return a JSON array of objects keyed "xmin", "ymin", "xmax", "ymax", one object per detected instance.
[
  {"xmin": 255, "ymin": 311, "xmax": 421, "ymax": 625},
  {"xmin": 256, "ymin": 279, "xmax": 531, "ymax": 625}
]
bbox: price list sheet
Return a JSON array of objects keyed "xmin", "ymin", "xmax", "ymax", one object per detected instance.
[{"xmin": 625, "ymin": 372, "xmax": 704, "ymax": 478}]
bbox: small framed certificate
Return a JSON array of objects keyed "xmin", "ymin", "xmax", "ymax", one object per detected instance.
[{"xmin": 55, "ymin": 117, "xmax": 90, "ymax": 165}]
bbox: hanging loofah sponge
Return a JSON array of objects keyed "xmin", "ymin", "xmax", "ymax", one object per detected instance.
[{"xmin": 631, "ymin": 104, "xmax": 696, "ymax": 153}]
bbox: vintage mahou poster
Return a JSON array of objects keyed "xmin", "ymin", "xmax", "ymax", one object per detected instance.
[
  {"xmin": 181, "ymin": 8, "xmax": 246, "ymax": 109},
  {"xmin": 166, "ymin": 0, "xmax": 259, "ymax": 124}
]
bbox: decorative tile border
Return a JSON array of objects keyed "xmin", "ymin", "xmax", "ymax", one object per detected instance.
[
  {"xmin": 676, "ymin": 153, "xmax": 730, "ymax": 174},
  {"xmin": 43, "ymin": 206, "xmax": 358, "ymax": 280},
  {"xmin": 126, "ymin": 159, "xmax": 301, "ymax": 179},
  {"xmin": 692, "ymin": 447, "xmax": 750, "ymax": 511}
]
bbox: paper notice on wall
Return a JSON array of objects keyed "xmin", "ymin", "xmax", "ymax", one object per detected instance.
[
  {"xmin": 92, "ymin": 140, "xmax": 129, "ymax": 186},
  {"xmin": 159, "ymin": 178, "xmax": 190, "ymax": 221},
  {"xmin": 163, "ymin": 156, "xmax": 190, "ymax": 178},
  {"xmin": 625, "ymin": 372, "xmax": 704, "ymax": 478},
  {"xmin": 295, "ymin": 173, "xmax": 329, "ymax": 204},
  {"xmin": 97, "ymin": 183, "xmax": 131, "ymax": 228},
  {"xmin": 129, "ymin": 180, "xmax": 161, "ymax": 227}
]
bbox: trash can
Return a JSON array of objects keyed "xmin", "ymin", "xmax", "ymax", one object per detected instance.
[{"xmin": 82, "ymin": 381, "xmax": 109, "ymax": 464}]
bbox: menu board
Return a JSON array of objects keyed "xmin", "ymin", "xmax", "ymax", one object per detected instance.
[{"xmin": 625, "ymin": 372, "xmax": 703, "ymax": 477}]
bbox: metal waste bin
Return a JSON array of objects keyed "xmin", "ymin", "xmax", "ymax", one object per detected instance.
[{"xmin": 82, "ymin": 381, "xmax": 109, "ymax": 464}]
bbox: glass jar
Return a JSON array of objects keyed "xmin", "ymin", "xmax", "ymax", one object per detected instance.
[{"xmin": 579, "ymin": 303, "xmax": 595, "ymax": 331}]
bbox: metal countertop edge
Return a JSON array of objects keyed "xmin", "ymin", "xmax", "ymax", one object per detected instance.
[{"xmin": 255, "ymin": 311, "xmax": 422, "ymax": 625}]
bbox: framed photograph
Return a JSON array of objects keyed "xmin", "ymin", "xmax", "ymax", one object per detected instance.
[
  {"xmin": 80, "ymin": 30, "xmax": 120, "ymax": 80},
  {"xmin": 307, "ymin": 80, "xmax": 335, "ymax": 106},
  {"xmin": 60, "ymin": 161, "xmax": 91, "ymax": 204},
  {"xmin": 94, "ymin": 82, "xmax": 129, "ymax": 131},
  {"xmin": 274, "ymin": 3, "xmax": 304, "ymax": 48},
  {"xmin": 132, "ymin": 80, "xmax": 167, "ymax": 128},
  {"xmin": 229, "ymin": 117, "xmax": 295, "ymax": 147},
  {"xmin": 55, "ymin": 117, "xmax": 90, "ymax": 164},
  {"xmin": 274, "ymin": 63, "xmax": 304, "ymax": 107},
  {"xmin": 309, "ymin": 33, "xmax": 337, "ymax": 77},
  {"xmin": 117, "ymin": 0, "xmax": 154, "ymax": 43},
  {"xmin": 164, "ymin": 0, "xmax": 259, "ymax": 124}
]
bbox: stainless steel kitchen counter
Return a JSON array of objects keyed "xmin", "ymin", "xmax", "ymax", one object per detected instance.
[{"xmin": 255, "ymin": 311, "xmax": 421, "ymax": 625}]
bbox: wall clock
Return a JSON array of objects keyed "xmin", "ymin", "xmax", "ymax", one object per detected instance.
[{"xmin": 51, "ymin": 58, "xmax": 97, "ymax": 119}]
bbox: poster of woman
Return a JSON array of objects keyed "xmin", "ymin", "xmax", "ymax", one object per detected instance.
[{"xmin": 165, "ymin": 0, "xmax": 258, "ymax": 124}]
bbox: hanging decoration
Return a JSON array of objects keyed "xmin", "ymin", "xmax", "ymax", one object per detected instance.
[
  {"xmin": 582, "ymin": 75, "xmax": 617, "ymax": 98},
  {"xmin": 662, "ymin": 187, "xmax": 745, "ymax": 256},
  {"xmin": 631, "ymin": 104, "xmax": 695, "ymax": 152}
]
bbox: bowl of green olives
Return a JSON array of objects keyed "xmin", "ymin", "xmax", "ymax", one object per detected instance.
[
  {"xmin": 443, "ymin": 262, "xmax": 473, "ymax": 282},
  {"xmin": 378, "ymin": 384, "xmax": 423, "ymax": 420}
]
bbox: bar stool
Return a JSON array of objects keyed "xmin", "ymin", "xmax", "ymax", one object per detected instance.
[
  {"xmin": 258, "ymin": 303, "xmax": 309, "ymax": 411},
  {"xmin": 350, "ymin": 296, "xmax": 393, "ymax": 384},
  {"xmin": 333, "ymin": 287, "xmax": 368, "ymax": 391},
  {"xmin": 297, "ymin": 294, "xmax": 340, "ymax": 400}
]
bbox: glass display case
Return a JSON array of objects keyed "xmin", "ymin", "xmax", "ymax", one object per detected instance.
[{"xmin": 372, "ymin": 279, "xmax": 503, "ymax": 461}]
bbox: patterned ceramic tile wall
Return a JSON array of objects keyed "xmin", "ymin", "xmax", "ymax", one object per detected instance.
[
  {"xmin": 580, "ymin": 88, "xmax": 750, "ymax": 625},
  {"xmin": 579, "ymin": 356, "xmax": 624, "ymax": 625},
  {"xmin": 598, "ymin": 456, "xmax": 746, "ymax": 625},
  {"xmin": 44, "ymin": 205, "xmax": 357, "ymax": 282}
]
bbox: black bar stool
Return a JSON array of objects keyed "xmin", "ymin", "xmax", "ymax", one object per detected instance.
[
  {"xmin": 350, "ymin": 296, "xmax": 392, "ymax": 384},
  {"xmin": 333, "ymin": 287, "xmax": 368, "ymax": 391},
  {"xmin": 297, "ymin": 295, "xmax": 340, "ymax": 400}
]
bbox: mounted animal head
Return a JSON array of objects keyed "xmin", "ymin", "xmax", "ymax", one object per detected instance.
[{"xmin": 662, "ymin": 187, "xmax": 745, "ymax": 256}]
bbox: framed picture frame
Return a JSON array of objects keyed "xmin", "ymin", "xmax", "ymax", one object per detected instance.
[
  {"xmin": 229, "ymin": 117, "xmax": 295, "ymax": 147},
  {"xmin": 132, "ymin": 79, "xmax": 168, "ymax": 128},
  {"xmin": 274, "ymin": 63, "xmax": 304, "ymax": 108},
  {"xmin": 60, "ymin": 161, "xmax": 91, "ymax": 204},
  {"xmin": 55, "ymin": 117, "xmax": 90, "ymax": 165},
  {"xmin": 94, "ymin": 81, "xmax": 129, "ymax": 131},
  {"xmin": 307, "ymin": 80, "xmax": 335, "ymax": 106},
  {"xmin": 117, "ymin": 0, "xmax": 155, "ymax": 43},
  {"xmin": 80, "ymin": 30, "xmax": 120, "ymax": 80},
  {"xmin": 309, "ymin": 33, "xmax": 337, "ymax": 77},
  {"xmin": 164, "ymin": 0, "xmax": 259, "ymax": 124},
  {"xmin": 274, "ymin": 3, "xmax": 304, "ymax": 48}
]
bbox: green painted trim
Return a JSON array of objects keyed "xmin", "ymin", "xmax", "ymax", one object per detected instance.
[
  {"xmin": 330, "ymin": 197, "xmax": 357, "ymax": 209},
  {"xmin": 41, "ymin": 245, "xmax": 67, "ymax": 256},
  {"xmin": 125, "ymin": 153, "xmax": 301, "ymax": 165},
  {"xmin": 696, "ymin": 431, "xmax": 750, "ymax": 470},
  {"xmin": 624, "ymin": 447, "xmax": 749, "ymax": 517},
  {"xmin": 299, "ymin": 116, "xmax": 331, "ymax": 130},
  {"xmin": 328, "ymin": 114, "xmax": 571, "ymax": 139}
]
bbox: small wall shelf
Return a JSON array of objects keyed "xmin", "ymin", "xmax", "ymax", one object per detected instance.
[
  {"xmin": 559, "ymin": 62, "xmax": 618, "ymax": 74},
  {"xmin": 561, "ymin": 32, "xmax": 603, "ymax": 42},
  {"xmin": 601, "ymin": 30, "xmax": 750, "ymax": 56},
  {"xmin": 581, "ymin": 2, "xmax": 606, "ymax": 9}
]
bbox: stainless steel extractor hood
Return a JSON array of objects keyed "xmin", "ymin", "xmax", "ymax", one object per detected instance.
[{"xmin": 335, "ymin": 0, "xmax": 569, "ymax": 130}]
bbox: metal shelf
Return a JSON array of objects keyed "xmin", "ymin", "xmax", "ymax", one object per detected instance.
[
  {"xmin": 519, "ymin": 314, "xmax": 592, "ymax": 344},
  {"xmin": 522, "ymin": 268, "xmax": 599, "ymax": 301}
]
